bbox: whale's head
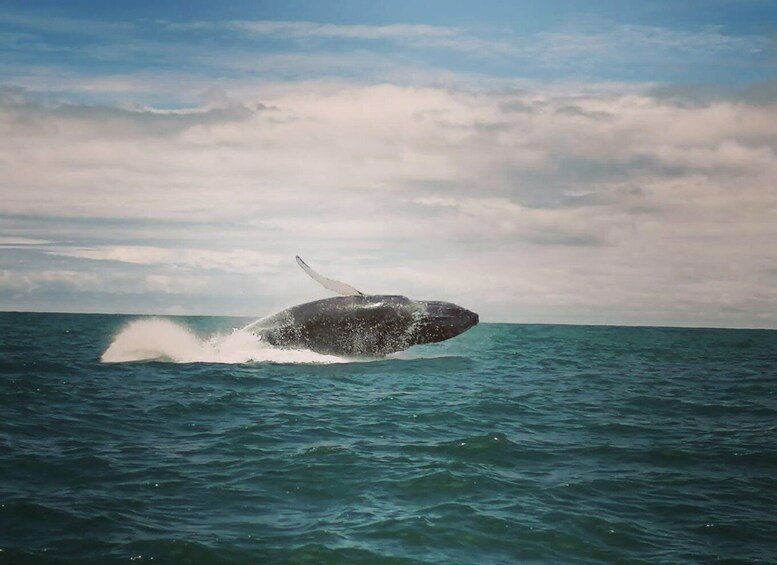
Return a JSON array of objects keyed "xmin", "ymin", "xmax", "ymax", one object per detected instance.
[{"xmin": 412, "ymin": 300, "xmax": 479, "ymax": 345}]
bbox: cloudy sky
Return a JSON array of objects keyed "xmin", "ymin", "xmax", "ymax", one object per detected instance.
[{"xmin": 1, "ymin": 1, "xmax": 776, "ymax": 327}]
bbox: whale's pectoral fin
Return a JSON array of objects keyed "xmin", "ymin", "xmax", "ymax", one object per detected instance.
[{"xmin": 295, "ymin": 256, "xmax": 365, "ymax": 296}]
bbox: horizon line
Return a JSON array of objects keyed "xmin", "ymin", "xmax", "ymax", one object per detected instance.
[{"xmin": 1, "ymin": 308, "xmax": 775, "ymax": 332}]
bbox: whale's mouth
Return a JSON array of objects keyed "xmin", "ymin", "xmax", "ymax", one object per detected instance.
[{"xmin": 414, "ymin": 300, "xmax": 479, "ymax": 344}]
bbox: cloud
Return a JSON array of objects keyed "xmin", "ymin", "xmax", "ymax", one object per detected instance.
[
  {"xmin": 3, "ymin": 6, "xmax": 775, "ymax": 325},
  {"xmin": 226, "ymin": 20, "xmax": 459, "ymax": 42},
  {"xmin": 0, "ymin": 236, "xmax": 50, "ymax": 245},
  {"xmin": 1, "ymin": 82, "xmax": 776, "ymax": 325},
  {"xmin": 534, "ymin": 24, "xmax": 769, "ymax": 61},
  {"xmin": 0, "ymin": 268, "xmax": 102, "ymax": 293},
  {"xmin": 196, "ymin": 19, "xmax": 773, "ymax": 63},
  {"xmin": 0, "ymin": 11, "xmax": 134, "ymax": 36},
  {"xmin": 48, "ymin": 246, "xmax": 283, "ymax": 274}
]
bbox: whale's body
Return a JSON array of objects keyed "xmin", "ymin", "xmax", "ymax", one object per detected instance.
[
  {"xmin": 246, "ymin": 257, "xmax": 479, "ymax": 357},
  {"xmin": 250, "ymin": 294, "xmax": 478, "ymax": 357}
]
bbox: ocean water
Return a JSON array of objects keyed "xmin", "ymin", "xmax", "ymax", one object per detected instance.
[{"xmin": 1, "ymin": 312, "xmax": 776, "ymax": 564}]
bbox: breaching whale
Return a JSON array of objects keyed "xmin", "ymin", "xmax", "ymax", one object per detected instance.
[{"xmin": 245, "ymin": 257, "xmax": 479, "ymax": 357}]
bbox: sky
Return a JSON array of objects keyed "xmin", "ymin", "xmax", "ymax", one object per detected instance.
[{"xmin": 1, "ymin": 1, "xmax": 777, "ymax": 327}]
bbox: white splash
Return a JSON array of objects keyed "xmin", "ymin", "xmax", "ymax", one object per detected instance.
[{"xmin": 100, "ymin": 318, "xmax": 346, "ymax": 364}]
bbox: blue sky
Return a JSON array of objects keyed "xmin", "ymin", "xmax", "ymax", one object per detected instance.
[
  {"xmin": 3, "ymin": 0, "xmax": 776, "ymax": 100},
  {"xmin": 1, "ymin": 1, "xmax": 777, "ymax": 327}
]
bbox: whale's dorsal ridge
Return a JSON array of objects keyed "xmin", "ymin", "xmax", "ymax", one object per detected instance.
[{"xmin": 295, "ymin": 256, "xmax": 364, "ymax": 297}]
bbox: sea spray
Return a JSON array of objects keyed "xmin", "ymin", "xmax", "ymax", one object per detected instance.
[{"xmin": 100, "ymin": 317, "xmax": 346, "ymax": 364}]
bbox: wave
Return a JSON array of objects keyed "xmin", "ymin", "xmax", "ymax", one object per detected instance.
[{"xmin": 100, "ymin": 318, "xmax": 346, "ymax": 364}]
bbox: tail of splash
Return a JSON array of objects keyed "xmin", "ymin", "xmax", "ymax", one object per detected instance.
[{"xmin": 101, "ymin": 318, "xmax": 345, "ymax": 364}]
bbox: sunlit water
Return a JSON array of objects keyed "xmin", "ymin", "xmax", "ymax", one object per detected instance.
[{"xmin": 1, "ymin": 312, "xmax": 776, "ymax": 564}]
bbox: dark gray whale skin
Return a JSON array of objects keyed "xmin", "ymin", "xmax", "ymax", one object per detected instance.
[{"xmin": 252, "ymin": 295, "xmax": 478, "ymax": 357}]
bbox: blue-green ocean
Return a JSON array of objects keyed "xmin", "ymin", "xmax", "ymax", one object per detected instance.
[{"xmin": 1, "ymin": 312, "xmax": 776, "ymax": 564}]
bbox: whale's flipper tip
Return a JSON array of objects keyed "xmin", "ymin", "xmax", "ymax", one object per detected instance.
[{"xmin": 296, "ymin": 256, "xmax": 364, "ymax": 297}]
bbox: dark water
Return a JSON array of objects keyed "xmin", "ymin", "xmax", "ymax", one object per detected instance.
[{"xmin": 1, "ymin": 312, "xmax": 776, "ymax": 564}]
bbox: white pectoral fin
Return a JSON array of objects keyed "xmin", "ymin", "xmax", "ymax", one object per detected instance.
[{"xmin": 295, "ymin": 256, "xmax": 364, "ymax": 296}]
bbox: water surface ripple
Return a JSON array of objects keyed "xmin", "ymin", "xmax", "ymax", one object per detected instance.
[{"xmin": 1, "ymin": 313, "xmax": 776, "ymax": 563}]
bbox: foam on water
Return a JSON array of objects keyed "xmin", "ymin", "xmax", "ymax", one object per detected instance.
[{"xmin": 100, "ymin": 318, "xmax": 346, "ymax": 364}]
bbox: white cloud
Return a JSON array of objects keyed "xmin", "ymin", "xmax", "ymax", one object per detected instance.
[
  {"xmin": 0, "ymin": 269, "xmax": 102, "ymax": 293},
  {"xmin": 0, "ymin": 236, "xmax": 50, "ymax": 245},
  {"xmin": 532, "ymin": 24, "xmax": 769, "ymax": 65},
  {"xmin": 227, "ymin": 20, "xmax": 459, "ymax": 42},
  {"xmin": 200, "ymin": 19, "xmax": 771, "ymax": 61},
  {"xmin": 0, "ymin": 11, "xmax": 134, "ymax": 36},
  {"xmin": 1, "ymin": 83, "xmax": 776, "ymax": 326},
  {"xmin": 48, "ymin": 246, "xmax": 283, "ymax": 274},
  {"xmin": 614, "ymin": 24, "xmax": 768, "ymax": 53}
]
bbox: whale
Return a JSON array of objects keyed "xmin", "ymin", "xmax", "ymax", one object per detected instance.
[{"xmin": 245, "ymin": 257, "xmax": 478, "ymax": 357}]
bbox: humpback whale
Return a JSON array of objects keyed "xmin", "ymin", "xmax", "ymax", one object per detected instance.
[{"xmin": 246, "ymin": 257, "xmax": 478, "ymax": 357}]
